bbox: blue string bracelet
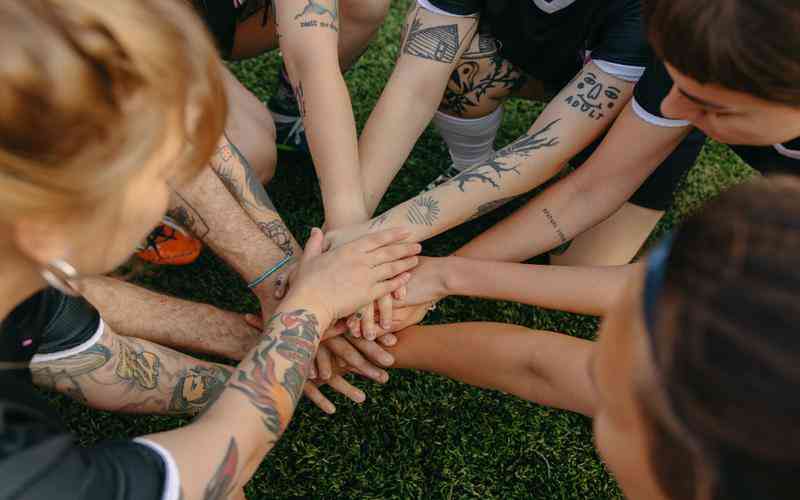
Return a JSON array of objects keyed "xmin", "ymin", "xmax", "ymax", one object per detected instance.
[{"xmin": 247, "ymin": 254, "xmax": 294, "ymax": 289}]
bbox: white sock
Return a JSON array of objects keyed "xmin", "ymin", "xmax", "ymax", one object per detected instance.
[{"xmin": 433, "ymin": 106, "xmax": 504, "ymax": 171}]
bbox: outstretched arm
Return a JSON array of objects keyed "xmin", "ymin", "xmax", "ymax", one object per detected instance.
[
  {"xmin": 455, "ymin": 103, "xmax": 692, "ymax": 262},
  {"xmin": 359, "ymin": 2, "xmax": 479, "ymax": 214},
  {"xmin": 336, "ymin": 63, "xmax": 636, "ymax": 245},
  {"xmin": 274, "ymin": 0, "xmax": 367, "ymax": 227},
  {"xmin": 397, "ymin": 256, "xmax": 639, "ymax": 317},
  {"xmin": 387, "ymin": 323, "xmax": 597, "ymax": 417}
]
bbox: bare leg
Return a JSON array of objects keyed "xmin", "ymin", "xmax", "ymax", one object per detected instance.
[{"xmin": 550, "ymin": 202, "xmax": 663, "ymax": 266}]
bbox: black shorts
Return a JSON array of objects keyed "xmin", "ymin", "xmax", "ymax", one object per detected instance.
[
  {"xmin": 190, "ymin": 0, "xmax": 271, "ymax": 58},
  {"xmin": 425, "ymin": 0, "xmax": 650, "ymax": 90},
  {"xmin": 571, "ymin": 129, "xmax": 706, "ymax": 212}
]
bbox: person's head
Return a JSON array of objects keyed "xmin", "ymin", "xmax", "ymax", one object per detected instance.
[
  {"xmin": 591, "ymin": 175, "xmax": 800, "ymax": 500},
  {"xmin": 0, "ymin": 0, "xmax": 225, "ymax": 292},
  {"xmin": 645, "ymin": 0, "xmax": 800, "ymax": 145}
]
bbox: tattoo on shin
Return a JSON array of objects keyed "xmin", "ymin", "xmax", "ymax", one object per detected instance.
[
  {"xmin": 204, "ymin": 438, "xmax": 238, "ymax": 500},
  {"xmin": 169, "ymin": 366, "xmax": 232, "ymax": 415},
  {"xmin": 564, "ymin": 71, "xmax": 621, "ymax": 121},
  {"xmin": 229, "ymin": 310, "xmax": 320, "ymax": 435},
  {"xmin": 542, "ymin": 208, "xmax": 568, "ymax": 244},
  {"xmin": 471, "ymin": 196, "xmax": 516, "ymax": 220},
  {"xmin": 406, "ymin": 195, "xmax": 441, "ymax": 226},
  {"xmin": 450, "ymin": 119, "xmax": 561, "ymax": 192},
  {"xmin": 115, "ymin": 340, "xmax": 160, "ymax": 390},
  {"xmin": 403, "ymin": 10, "xmax": 473, "ymax": 64}
]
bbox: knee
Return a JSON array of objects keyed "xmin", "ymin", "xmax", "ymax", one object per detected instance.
[
  {"xmin": 228, "ymin": 103, "xmax": 278, "ymax": 185},
  {"xmin": 341, "ymin": 0, "xmax": 391, "ymax": 29}
]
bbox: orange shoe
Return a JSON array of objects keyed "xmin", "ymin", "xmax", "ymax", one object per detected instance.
[{"xmin": 136, "ymin": 217, "xmax": 202, "ymax": 266}]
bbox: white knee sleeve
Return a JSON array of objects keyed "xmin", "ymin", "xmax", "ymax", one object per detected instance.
[{"xmin": 433, "ymin": 106, "xmax": 504, "ymax": 171}]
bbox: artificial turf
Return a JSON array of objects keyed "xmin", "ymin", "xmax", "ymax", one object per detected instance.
[{"xmin": 53, "ymin": 1, "xmax": 755, "ymax": 498}]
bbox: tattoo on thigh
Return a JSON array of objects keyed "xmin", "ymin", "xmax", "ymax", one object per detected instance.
[
  {"xmin": 441, "ymin": 54, "xmax": 527, "ymax": 115},
  {"xmin": 564, "ymin": 71, "xmax": 621, "ymax": 121},
  {"xmin": 406, "ymin": 195, "xmax": 441, "ymax": 226},
  {"xmin": 204, "ymin": 438, "xmax": 238, "ymax": 500},
  {"xmin": 403, "ymin": 12, "xmax": 463, "ymax": 64},
  {"xmin": 471, "ymin": 196, "xmax": 516, "ymax": 220},
  {"xmin": 542, "ymin": 208, "xmax": 568, "ymax": 244},
  {"xmin": 169, "ymin": 366, "xmax": 232, "ymax": 415},
  {"xmin": 450, "ymin": 119, "xmax": 561, "ymax": 192}
]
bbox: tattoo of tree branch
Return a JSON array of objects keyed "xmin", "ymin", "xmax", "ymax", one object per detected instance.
[
  {"xmin": 406, "ymin": 195, "xmax": 441, "ymax": 226},
  {"xmin": 203, "ymin": 438, "xmax": 238, "ymax": 500},
  {"xmin": 228, "ymin": 310, "xmax": 319, "ymax": 435},
  {"xmin": 450, "ymin": 119, "xmax": 561, "ymax": 192},
  {"xmin": 294, "ymin": 81, "xmax": 307, "ymax": 118}
]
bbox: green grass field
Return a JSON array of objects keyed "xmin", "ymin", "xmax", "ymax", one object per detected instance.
[{"xmin": 54, "ymin": 2, "xmax": 756, "ymax": 498}]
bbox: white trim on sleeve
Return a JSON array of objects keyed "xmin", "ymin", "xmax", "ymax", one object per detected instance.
[
  {"xmin": 593, "ymin": 59, "xmax": 646, "ymax": 82},
  {"xmin": 30, "ymin": 320, "xmax": 106, "ymax": 363},
  {"xmin": 417, "ymin": 0, "xmax": 479, "ymax": 17},
  {"xmin": 133, "ymin": 438, "xmax": 182, "ymax": 500},
  {"xmin": 774, "ymin": 143, "xmax": 800, "ymax": 160},
  {"xmin": 631, "ymin": 97, "xmax": 692, "ymax": 128}
]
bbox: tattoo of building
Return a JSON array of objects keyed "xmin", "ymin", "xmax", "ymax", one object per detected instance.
[
  {"xmin": 403, "ymin": 15, "xmax": 459, "ymax": 63},
  {"xmin": 406, "ymin": 195, "xmax": 441, "ymax": 226}
]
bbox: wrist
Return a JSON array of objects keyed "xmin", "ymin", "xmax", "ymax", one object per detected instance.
[
  {"xmin": 440, "ymin": 256, "xmax": 463, "ymax": 297},
  {"xmin": 278, "ymin": 290, "xmax": 335, "ymax": 332}
]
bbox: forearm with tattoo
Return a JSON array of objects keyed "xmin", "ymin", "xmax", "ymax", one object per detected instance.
[
  {"xmin": 31, "ymin": 329, "xmax": 232, "ymax": 416},
  {"xmin": 227, "ymin": 309, "xmax": 319, "ymax": 439}
]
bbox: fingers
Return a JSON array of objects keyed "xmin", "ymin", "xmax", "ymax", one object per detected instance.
[
  {"xmin": 392, "ymin": 286, "xmax": 407, "ymax": 301},
  {"xmin": 373, "ymin": 256, "xmax": 419, "ymax": 282},
  {"xmin": 326, "ymin": 337, "xmax": 389, "ymax": 383},
  {"xmin": 301, "ymin": 227, "xmax": 325, "ymax": 263},
  {"xmin": 356, "ymin": 228, "xmax": 412, "ymax": 253},
  {"xmin": 347, "ymin": 336, "xmax": 395, "ymax": 368},
  {"xmin": 348, "ymin": 308, "xmax": 364, "ymax": 338},
  {"xmin": 303, "ymin": 383, "xmax": 336, "ymax": 414},
  {"xmin": 327, "ymin": 375, "xmax": 366, "ymax": 404},
  {"xmin": 377, "ymin": 333, "xmax": 397, "ymax": 347},
  {"xmin": 369, "ymin": 243, "xmax": 421, "ymax": 267},
  {"xmin": 315, "ymin": 344, "xmax": 333, "ymax": 380},
  {"xmin": 372, "ymin": 272, "xmax": 412, "ymax": 299},
  {"xmin": 378, "ymin": 294, "xmax": 393, "ymax": 331},
  {"xmin": 243, "ymin": 313, "xmax": 262, "ymax": 330},
  {"xmin": 360, "ymin": 302, "xmax": 376, "ymax": 341},
  {"xmin": 322, "ymin": 319, "xmax": 349, "ymax": 340}
]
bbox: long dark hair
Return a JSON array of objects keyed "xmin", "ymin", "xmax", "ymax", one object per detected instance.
[
  {"xmin": 644, "ymin": 0, "xmax": 800, "ymax": 106},
  {"xmin": 643, "ymin": 175, "xmax": 800, "ymax": 499}
]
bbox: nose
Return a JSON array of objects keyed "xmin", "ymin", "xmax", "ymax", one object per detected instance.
[
  {"xmin": 660, "ymin": 85, "xmax": 702, "ymax": 122},
  {"xmin": 589, "ymin": 83, "xmax": 602, "ymax": 100}
]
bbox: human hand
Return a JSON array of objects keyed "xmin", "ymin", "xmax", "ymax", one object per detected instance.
[
  {"xmin": 285, "ymin": 227, "xmax": 420, "ymax": 325},
  {"xmin": 392, "ymin": 256, "xmax": 449, "ymax": 308},
  {"xmin": 304, "ymin": 335, "xmax": 394, "ymax": 414}
]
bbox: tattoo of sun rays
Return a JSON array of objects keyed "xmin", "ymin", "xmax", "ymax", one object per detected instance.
[
  {"xmin": 451, "ymin": 119, "xmax": 561, "ymax": 192},
  {"xmin": 406, "ymin": 195, "xmax": 441, "ymax": 226}
]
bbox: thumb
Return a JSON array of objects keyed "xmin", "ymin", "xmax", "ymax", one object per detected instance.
[
  {"xmin": 302, "ymin": 227, "xmax": 325, "ymax": 263},
  {"xmin": 243, "ymin": 313, "xmax": 262, "ymax": 330}
]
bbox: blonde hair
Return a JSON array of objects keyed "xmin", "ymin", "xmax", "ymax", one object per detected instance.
[{"xmin": 0, "ymin": 0, "xmax": 226, "ymax": 221}]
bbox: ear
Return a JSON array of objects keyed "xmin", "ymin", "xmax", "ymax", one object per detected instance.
[{"xmin": 10, "ymin": 215, "xmax": 73, "ymax": 269}]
